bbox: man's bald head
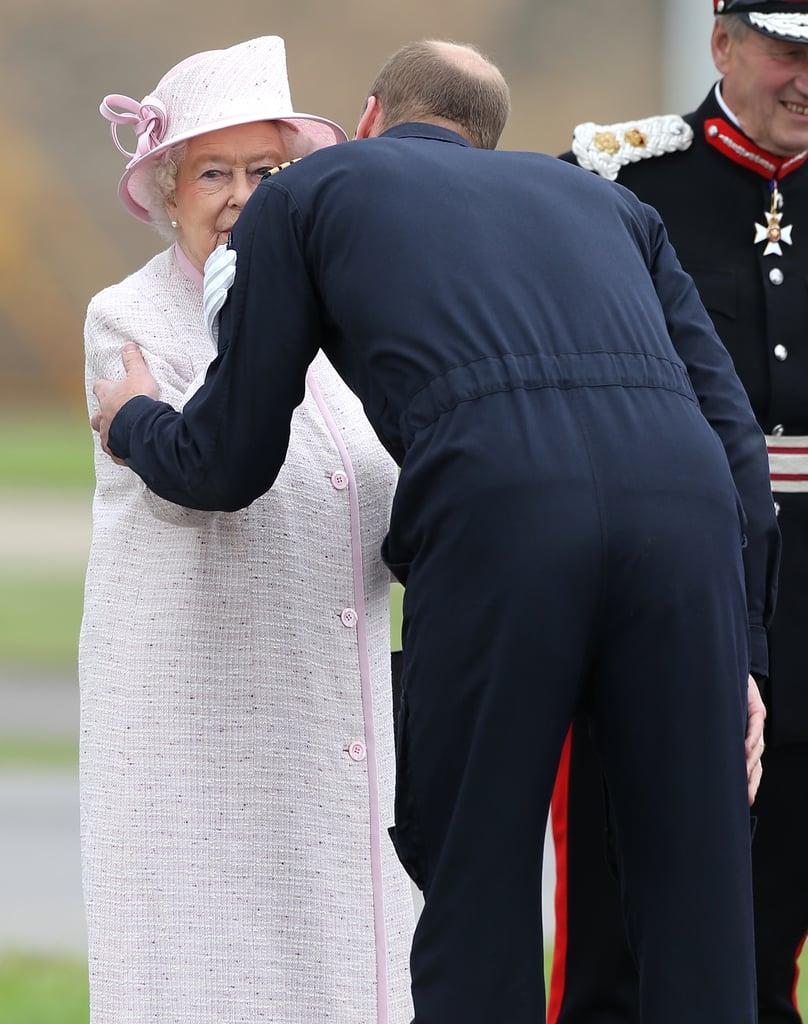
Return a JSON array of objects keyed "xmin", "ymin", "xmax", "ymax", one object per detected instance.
[{"xmin": 363, "ymin": 40, "xmax": 511, "ymax": 149}]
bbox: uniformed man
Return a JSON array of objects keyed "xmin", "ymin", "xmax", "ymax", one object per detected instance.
[
  {"xmin": 551, "ymin": 4, "xmax": 808, "ymax": 1023},
  {"xmin": 91, "ymin": 39, "xmax": 776, "ymax": 1024}
]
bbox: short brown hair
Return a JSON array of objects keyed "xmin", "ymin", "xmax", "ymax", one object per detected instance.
[{"xmin": 366, "ymin": 40, "xmax": 511, "ymax": 150}]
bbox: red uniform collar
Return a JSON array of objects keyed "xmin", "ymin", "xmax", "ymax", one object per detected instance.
[{"xmin": 704, "ymin": 117, "xmax": 808, "ymax": 178}]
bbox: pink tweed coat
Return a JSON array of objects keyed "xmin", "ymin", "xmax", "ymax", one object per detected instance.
[{"xmin": 80, "ymin": 245, "xmax": 414, "ymax": 1023}]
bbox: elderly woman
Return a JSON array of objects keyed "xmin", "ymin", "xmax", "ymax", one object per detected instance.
[{"xmin": 80, "ymin": 36, "xmax": 413, "ymax": 1024}]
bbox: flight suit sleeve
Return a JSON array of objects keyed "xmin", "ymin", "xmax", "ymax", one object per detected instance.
[
  {"xmin": 108, "ymin": 182, "xmax": 321, "ymax": 512},
  {"xmin": 644, "ymin": 204, "xmax": 781, "ymax": 677}
]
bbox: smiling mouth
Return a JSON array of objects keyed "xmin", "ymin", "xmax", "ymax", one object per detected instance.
[{"xmin": 783, "ymin": 101, "xmax": 808, "ymax": 116}]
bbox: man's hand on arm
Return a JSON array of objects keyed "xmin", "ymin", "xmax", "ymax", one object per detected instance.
[
  {"xmin": 91, "ymin": 344, "xmax": 159, "ymax": 463},
  {"xmin": 746, "ymin": 673, "xmax": 766, "ymax": 806}
]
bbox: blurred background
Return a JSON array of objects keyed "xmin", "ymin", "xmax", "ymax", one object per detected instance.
[
  {"xmin": 4, "ymin": 1, "xmax": 790, "ymax": 1021},
  {"xmin": 0, "ymin": 0, "xmax": 716, "ymax": 422}
]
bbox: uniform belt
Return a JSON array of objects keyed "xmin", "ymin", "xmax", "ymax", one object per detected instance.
[{"xmin": 767, "ymin": 434, "xmax": 808, "ymax": 492}]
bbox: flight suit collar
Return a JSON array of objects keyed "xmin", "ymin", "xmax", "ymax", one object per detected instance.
[{"xmin": 380, "ymin": 122, "xmax": 471, "ymax": 147}]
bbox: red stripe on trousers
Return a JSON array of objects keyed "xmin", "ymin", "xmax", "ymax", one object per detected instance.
[
  {"xmin": 792, "ymin": 931, "xmax": 807, "ymax": 1016},
  {"xmin": 546, "ymin": 726, "xmax": 574, "ymax": 1023}
]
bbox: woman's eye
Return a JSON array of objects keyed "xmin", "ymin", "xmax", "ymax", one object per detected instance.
[
  {"xmin": 254, "ymin": 167, "xmax": 273, "ymax": 179},
  {"xmin": 201, "ymin": 169, "xmax": 223, "ymax": 180}
]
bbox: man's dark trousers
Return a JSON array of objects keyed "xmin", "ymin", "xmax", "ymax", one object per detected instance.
[{"xmin": 386, "ymin": 379, "xmax": 755, "ymax": 1024}]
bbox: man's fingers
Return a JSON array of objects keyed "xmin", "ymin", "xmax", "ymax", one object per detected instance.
[
  {"xmin": 745, "ymin": 674, "xmax": 766, "ymax": 806},
  {"xmin": 745, "ymin": 675, "xmax": 766, "ymax": 746},
  {"xmin": 121, "ymin": 344, "xmax": 159, "ymax": 398},
  {"xmin": 121, "ymin": 342, "xmax": 146, "ymax": 374},
  {"xmin": 746, "ymin": 729, "xmax": 765, "ymax": 760},
  {"xmin": 90, "ymin": 344, "xmax": 160, "ymax": 468},
  {"xmin": 748, "ymin": 758, "xmax": 763, "ymax": 806}
]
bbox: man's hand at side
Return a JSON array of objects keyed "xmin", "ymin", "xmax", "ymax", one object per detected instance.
[
  {"xmin": 91, "ymin": 344, "xmax": 159, "ymax": 463},
  {"xmin": 746, "ymin": 673, "xmax": 766, "ymax": 806}
]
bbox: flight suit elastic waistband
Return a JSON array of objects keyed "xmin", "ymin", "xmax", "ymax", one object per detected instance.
[
  {"xmin": 767, "ymin": 434, "xmax": 808, "ymax": 493},
  {"xmin": 399, "ymin": 350, "xmax": 696, "ymax": 446}
]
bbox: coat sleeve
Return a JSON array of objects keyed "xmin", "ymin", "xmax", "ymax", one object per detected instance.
[
  {"xmin": 108, "ymin": 183, "xmax": 321, "ymax": 512},
  {"xmin": 643, "ymin": 203, "xmax": 781, "ymax": 678},
  {"xmin": 85, "ymin": 284, "xmax": 227, "ymax": 527}
]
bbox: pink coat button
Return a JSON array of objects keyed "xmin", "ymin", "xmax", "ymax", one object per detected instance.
[
  {"xmin": 340, "ymin": 608, "xmax": 358, "ymax": 628},
  {"xmin": 347, "ymin": 741, "xmax": 367, "ymax": 762},
  {"xmin": 331, "ymin": 471, "xmax": 349, "ymax": 490}
]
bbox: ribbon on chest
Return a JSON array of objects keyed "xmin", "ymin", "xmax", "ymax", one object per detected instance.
[{"xmin": 705, "ymin": 117, "xmax": 808, "ymax": 254}]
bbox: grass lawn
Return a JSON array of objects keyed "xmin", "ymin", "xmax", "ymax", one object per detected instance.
[
  {"xmin": 0, "ymin": 737, "xmax": 78, "ymax": 770},
  {"xmin": 0, "ymin": 947, "xmax": 803, "ymax": 1021},
  {"xmin": 0, "ymin": 416, "xmax": 90, "ymax": 669},
  {"xmin": 0, "ymin": 955, "xmax": 88, "ymax": 1024},
  {"xmin": 0, "ymin": 416, "xmax": 93, "ymax": 490},
  {"xmin": 0, "ymin": 573, "xmax": 83, "ymax": 669}
]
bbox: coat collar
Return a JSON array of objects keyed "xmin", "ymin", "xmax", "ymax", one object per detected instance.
[{"xmin": 173, "ymin": 241, "xmax": 203, "ymax": 291}]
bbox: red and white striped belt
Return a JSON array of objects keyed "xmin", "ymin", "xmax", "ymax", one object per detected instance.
[{"xmin": 767, "ymin": 434, "xmax": 808, "ymax": 492}]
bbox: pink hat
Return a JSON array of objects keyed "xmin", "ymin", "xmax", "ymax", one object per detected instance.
[{"xmin": 100, "ymin": 35, "xmax": 348, "ymax": 223}]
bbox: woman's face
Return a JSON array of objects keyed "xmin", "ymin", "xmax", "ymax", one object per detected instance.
[{"xmin": 167, "ymin": 121, "xmax": 289, "ymax": 272}]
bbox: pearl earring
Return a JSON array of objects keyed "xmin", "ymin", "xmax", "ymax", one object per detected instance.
[{"xmin": 170, "ymin": 220, "xmax": 178, "ymax": 229}]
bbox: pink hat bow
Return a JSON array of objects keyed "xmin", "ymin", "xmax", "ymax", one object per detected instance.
[{"xmin": 100, "ymin": 94, "xmax": 168, "ymax": 165}]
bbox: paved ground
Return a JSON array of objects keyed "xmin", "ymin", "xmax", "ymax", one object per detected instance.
[
  {"xmin": 0, "ymin": 490, "xmax": 91, "ymax": 574},
  {"xmin": 0, "ymin": 768, "xmax": 86, "ymax": 954},
  {"xmin": 3, "ymin": 670, "xmax": 80, "ymax": 736},
  {"xmin": 0, "ymin": 492, "xmax": 88, "ymax": 955},
  {"xmin": 0, "ymin": 670, "xmax": 85, "ymax": 954}
]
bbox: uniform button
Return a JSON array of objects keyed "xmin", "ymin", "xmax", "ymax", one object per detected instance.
[
  {"xmin": 769, "ymin": 267, "xmax": 784, "ymax": 285},
  {"xmin": 772, "ymin": 424, "xmax": 785, "ymax": 436},
  {"xmin": 330, "ymin": 470, "xmax": 349, "ymax": 490},
  {"xmin": 774, "ymin": 344, "xmax": 788, "ymax": 361},
  {"xmin": 774, "ymin": 501, "xmax": 781, "ymax": 517},
  {"xmin": 347, "ymin": 740, "xmax": 367, "ymax": 762},
  {"xmin": 340, "ymin": 607, "xmax": 358, "ymax": 628}
]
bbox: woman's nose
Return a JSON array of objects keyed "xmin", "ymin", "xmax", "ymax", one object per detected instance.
[{"xmin": 228, "ymin": 171, "xmax": 254, "ymax": 207}]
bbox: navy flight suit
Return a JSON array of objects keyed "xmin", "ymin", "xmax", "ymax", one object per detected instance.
[{"xmin": 107, "ymin": 124, "xmax": 777, "ymax": 1024}]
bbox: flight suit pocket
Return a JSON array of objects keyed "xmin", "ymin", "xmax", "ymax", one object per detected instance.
[{"xmin": 381, "ymin": 532, "xmax": 410, "ymax": 586}]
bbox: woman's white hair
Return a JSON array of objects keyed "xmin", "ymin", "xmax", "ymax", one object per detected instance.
[{"xmin": 141, "ymin": 121, "xmax": 316, "ymax": 242}]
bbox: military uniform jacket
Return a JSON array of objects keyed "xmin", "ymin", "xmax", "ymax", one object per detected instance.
[{"xmin": 564, "ymin": 88, "xmax": 807, "ymax": 745}]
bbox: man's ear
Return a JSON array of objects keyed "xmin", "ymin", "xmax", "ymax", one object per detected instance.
[
  {"xmin": 355, "ymin": 95, "xmax": 384, "ymax": 139},
  {"xmin": 711, "ymin": 18, "xmax": 732, "ymax": 76}
]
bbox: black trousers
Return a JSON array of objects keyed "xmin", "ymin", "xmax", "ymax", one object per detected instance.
[
  {"xmin": 549, "ymin": 724, "xmax": 808, "ymax": 1024},
  {"xmin": 385, "ymin": 385, "xmax": 756, "ymax": 1024}
]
